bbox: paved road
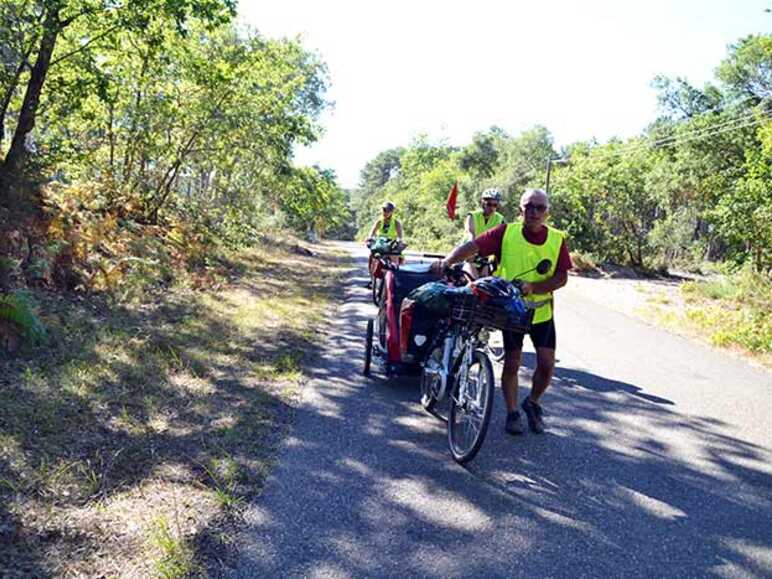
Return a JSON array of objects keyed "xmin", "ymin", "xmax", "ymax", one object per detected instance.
[{"xmin": 224, "ymin": 242, "xmax": 772, "ymax": 578}]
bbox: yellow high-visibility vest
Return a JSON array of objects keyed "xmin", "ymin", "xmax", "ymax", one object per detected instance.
[
  {"xmin": 377, "ymin": 218, "xmax": 398, "ymax": 239},
  {"xmin": 471, "ymin": 210, "xmax": 504, "ymax": 236},
  {"xmin": 496, "ymin": 222, "xmax": 564, "ymax": 324}
]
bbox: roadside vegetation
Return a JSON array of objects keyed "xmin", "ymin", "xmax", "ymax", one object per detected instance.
[
  {"xmin": 651, "ymin": 267, "xmax": 771, "ymax": 367},
  {"xmin": 352, "ymin": 34, "xmax": 771, "ymax": 361},
  {"xmin": 0, "ymin": 2, "xmax": 355, "ymax": 574},
  {"xmin": 1, "ymin": 240, "xmax": 350, "ymax": 576}
]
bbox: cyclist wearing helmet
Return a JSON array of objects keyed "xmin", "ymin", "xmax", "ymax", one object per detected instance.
[
  {"xmin": 465, "ymin": 188, "xmax": 504, "ymax": 241},
  {"xmin": 431, "ymin": 188, "xmax": 572, "ymax": 436},
  {"xmin": 365, "ymin": 201, "xmax": 405, "ymax": 288},
  {"xmin": 367, "ymin": 201, "xmax": 404, "ymax": 243},
  {"xmin": 464, "ymin": 188, "xmax": 505, "ymax": 277}
]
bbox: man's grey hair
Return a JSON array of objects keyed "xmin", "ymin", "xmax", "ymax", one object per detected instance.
[{"xmin": 520, "ymin": 188, "xmax": 550, "ymax": 207}]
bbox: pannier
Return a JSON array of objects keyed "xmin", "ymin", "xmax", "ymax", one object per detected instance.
[
  {"xmin": 400, "ymin": 282, "xmax": 469, "ymax": 363},
  {"xmin": 382, "ymin": 264, "xmax": 437, "ymax": 364}
]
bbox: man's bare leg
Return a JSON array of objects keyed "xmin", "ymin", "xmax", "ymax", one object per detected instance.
[
  {"xmin": 529, "ymin": 347, "xmax": 555, "ymax": 403},
  {"xmin": 501, "ymin": 348, "xmax": 522, "ymax": 412}
]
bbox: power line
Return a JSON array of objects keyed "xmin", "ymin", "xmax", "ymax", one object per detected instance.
[
  {"xmin": 620, "ymin": 110, "xmax": 770, "ymax": 155},
  {"xmin": 568, "ymin": 108, "xmax": 772, "ymax": 162}
]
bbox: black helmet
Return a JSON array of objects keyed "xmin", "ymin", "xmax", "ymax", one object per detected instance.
[{"xmin": 382, "ymin": 201, "xmax": 396, "ymax": 211}]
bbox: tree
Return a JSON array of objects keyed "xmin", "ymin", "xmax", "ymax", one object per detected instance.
[
  {"xmin": 651, "ymin": 75, "xmax": 723, "ymax": 119},
  {"xmin": 717, "ymin": 34, "xmax": 772, "ymax": 102},
  {"xmin": 358, "ymin": 147, "xmax": 403, "ymax": 192},
  {"xmin": 0, "ymin": 0, "xmax": 236, "ymax": 205},
  {"xmin": 459, "ymin": 128, "xmax": 501, "ymax": 179}
]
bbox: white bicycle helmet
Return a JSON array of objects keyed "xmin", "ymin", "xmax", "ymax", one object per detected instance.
[{"xmin": 480, "ymin": 188, "xmax": 502, "ymax": 203}]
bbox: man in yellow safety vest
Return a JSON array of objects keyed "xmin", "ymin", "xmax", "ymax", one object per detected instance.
[
  {"xmin": 431, "ymin": 188, "xmax": 572, "ymax": 435},
  {"xmin": 465, "ymin": 188, "xmax": 505, "ymax": 240}
]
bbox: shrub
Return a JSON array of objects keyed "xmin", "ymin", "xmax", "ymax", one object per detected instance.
[
  {"xmin": 570, "ymin": 251, "xmax": 599, "ymax": 274},
  {"xmin": 0, "ymin": 291, "xmax": 47, "ymax": 349}
]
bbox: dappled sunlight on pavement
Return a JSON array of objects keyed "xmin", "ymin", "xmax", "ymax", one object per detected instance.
[{"xmin": 222, "ymin": 241, "xmax": 772, "ymax": 579}]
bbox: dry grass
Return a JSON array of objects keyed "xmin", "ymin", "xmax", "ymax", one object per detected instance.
[
  {"xmin": 0, "ymin": 240, "xmax": 351, "ymax": 577},
  {"xmin": 635, "ymin": 277, "xmax": 770, "ymax": 370}
]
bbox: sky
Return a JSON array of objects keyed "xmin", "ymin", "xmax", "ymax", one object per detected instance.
[{"xmin": 240, "ymin": 0, "xmax": 771, "ymax": 189}]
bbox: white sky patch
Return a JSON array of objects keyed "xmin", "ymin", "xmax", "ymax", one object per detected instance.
[{"xmin": 240, "ymin": 0, "xmax": 771, "ymax": 188}]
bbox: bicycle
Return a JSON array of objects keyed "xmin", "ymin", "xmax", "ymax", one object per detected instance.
[
  {"xmin": 466, "ymin": 255, "xmax": 505, "ymax": 363},
  {"xmin": 366, "ymin": 237, "xmax": 405, "ymax": 306},
  {"xmin": 420, "ymin": 259, "xmax": 552, "ymax": 464}
]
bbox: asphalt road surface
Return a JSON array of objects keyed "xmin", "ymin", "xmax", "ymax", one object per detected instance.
[{"xmin": 223, "ymin": 242, "xmax": 772, "ymax": 578}]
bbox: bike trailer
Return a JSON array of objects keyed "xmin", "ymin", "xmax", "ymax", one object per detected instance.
[
  {"xmin": 400, "ymin": 282, "xmax": 469, "ymax": 363},
  {"xmin": 382, "ymin": 264, "xmax": 437, "ymax": 365}
]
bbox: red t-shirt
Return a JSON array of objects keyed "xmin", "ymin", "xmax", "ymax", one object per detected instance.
[{"xmin": 474, "ymin": 223, "xmax": 573, "ymax": 274}]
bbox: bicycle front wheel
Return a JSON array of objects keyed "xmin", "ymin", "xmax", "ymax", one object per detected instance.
[{"xmin": 447, "ymin": 350, "xmax": 495, "ymax": 464}]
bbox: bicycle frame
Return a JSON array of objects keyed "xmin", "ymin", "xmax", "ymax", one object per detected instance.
[{"xmin": 421, "ymin": 317, "xmax": 483, "ymax": 404}]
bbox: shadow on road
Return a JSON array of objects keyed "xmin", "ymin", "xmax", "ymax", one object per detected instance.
[{"xmin": 224, "ymin": 247, "xmax": 772, "ymax": 578}]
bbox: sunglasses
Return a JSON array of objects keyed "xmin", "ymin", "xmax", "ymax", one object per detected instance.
[
  {"xmin": 483, "ymin": 201, "xmax": 498, "ymax": 207},
  {"xmin": 523, "ymin": 203, "xmax": 548, "ymax": 213}
]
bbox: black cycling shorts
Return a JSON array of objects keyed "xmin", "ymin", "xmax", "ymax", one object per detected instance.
[{"xmin": 503, "ymin": 318, "xmax": 556, "ymax": 351}]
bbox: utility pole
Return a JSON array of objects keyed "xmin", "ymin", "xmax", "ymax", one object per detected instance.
[{"xmin": 545, "ymin": 157, "xmax": 569, "ymax": 194}]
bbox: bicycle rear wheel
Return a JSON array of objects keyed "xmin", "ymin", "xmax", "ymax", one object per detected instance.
[
  {"xmin": 447, "ymin": 350, "xmax": 495, "ymax": 464},
  {"xmin": 419, "ymin": 368, "xmax": 438, "ymax": 413},
  {"xmin": 372, "ymin": 276, "xmax": 384, "ymax": 306},
  {"xmin": 363, "ymin": 319, "xmax": 374, "ymax": 376}
]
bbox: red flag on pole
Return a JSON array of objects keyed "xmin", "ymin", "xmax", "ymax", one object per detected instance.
[{"xmin": 446, "ymin": 180, "xmax": 458, "ymax": 220}]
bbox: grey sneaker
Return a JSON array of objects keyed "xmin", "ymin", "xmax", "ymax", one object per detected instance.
[
  {"xmin": 521, "ymin": 397, "xmax": 545, "ymax": 433},
  {"xmin": 504, "ymin": 411, "xmax": 524, "ymax": 435}
]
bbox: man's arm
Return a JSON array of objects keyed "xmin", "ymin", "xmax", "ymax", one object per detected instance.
[
  {"xmin": 430, "ymin": 240, "xmax": 479, "ymax": 274},
  {"xmin": 367, "ymin": 219, "xmax": 379, "ymax": 239},
  {"xmin": 464, "ymin": 214, "xmax": 475, "ymax": 242},
  {"xmin": 521, "ymin": 239, "xmax": 572, "ymax": 295},
  {"xmin": 396, "ymin": 220, "xmax": 404, "ymax": 241},
  {"xmin": 522, "ymin": 271, "xmax": 567, "ymax": 296}
]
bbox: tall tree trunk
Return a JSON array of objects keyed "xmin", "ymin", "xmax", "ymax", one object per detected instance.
[
  {"xmin": 1, "ymin": 6, "xmax": 61, "ymax": 180},
  {"xmin": 0, "ymin": 56, "xmax": 31, "ymax": 153},
  {"xmin": 121, "ymin": 50, "xmax": 150, "ymax": 189}
]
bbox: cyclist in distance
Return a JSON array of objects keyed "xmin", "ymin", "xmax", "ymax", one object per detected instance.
[
  {"xmin": 464, "ymin": 188, "xmax": 505, "ymax": 277},
  {"xmin": 431, "ymin": 188, "xmax": 572, "ymax": 436},
  {"xmin": 365, "ymin": 201, "xmax": 405, "ymax": 288},
  {"xmin": 367, "ymin": 201, "xmax": 404, "ymax": 244}
]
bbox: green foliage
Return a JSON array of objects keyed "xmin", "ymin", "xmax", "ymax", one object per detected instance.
[
  {"xmin": 1, "ymin": 4, "xmax": 341, "ymax": 295},
  {"xmin": 710, "ymin": 129, "xmax": 772, "ymax": 271},
  {"xmin": 716, "ymin": 34, "xmax": 772, "ymax": 102},
  {"xmin": 681, "ymin": 266, "xmax": 771, "ymax": 353},
  {"xmin": 0, "ymin": 290, "xmax": 46, "ymax": 344},
  {"xmin": 355, "ymin": 129, "xmax": 557, "ymax": 251},
  {"xmin": 353, "ymin": 34, "xmax": 772, "ymax": 274},
  {"xmin": 151, "ymin": 516, "xmax": 199, "ymax": 579},
  {"xmin": 281, "ymin": 166, "xmax": 350, "ymax": 236}
]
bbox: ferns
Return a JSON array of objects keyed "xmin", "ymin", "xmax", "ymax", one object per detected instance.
[{"xmin": 0, "ymin": 291, "xmax": 46, "ymax": 345}]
